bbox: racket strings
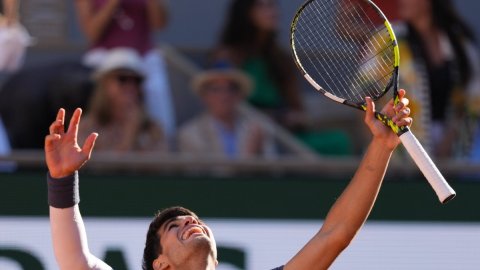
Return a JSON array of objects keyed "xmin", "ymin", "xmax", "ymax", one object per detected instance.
[
  {"xmin": 292, "ymin": 0, "xmax": 396, "ymax": 104},
  {"xmin": 296, "ymin": 11, "xmax": 362, "ymax": 101},
  {"xmin": 295, "ymin": 8, "xmax": 378, "ymax": 100},
  {"xmin": 316, "ymin": 0, "xmax": 393, "ymax": 96},
  {"xmin": 324, "ymin": 1, "xmax": 394, "ymax": 98},
  {"xmin": 327, "ymin": 0, "xmax": 395, "ymax": 72},
  {"xmin": 295, "ymin": 6, "xmax": 370, "ymax": 101},
  {"xmin": 327, "ymin": 0, "xmax": 393, "ymax": 99},
  {"xmin": 319, "ymin": 5, "xmax": 377, "ymax": 98}
]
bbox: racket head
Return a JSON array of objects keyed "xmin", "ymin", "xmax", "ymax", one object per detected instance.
[{"xmin": 290, "ymin": 0, "xmax": 400, "ymax": 108}]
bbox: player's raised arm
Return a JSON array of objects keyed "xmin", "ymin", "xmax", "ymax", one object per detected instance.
[
  {"xmin": 283, "ymin": 90, "xmax": 412, "ymax": 270},
  {"xmin": 46, "ymin": 108, "xmax": 111, "ymax": 270}
]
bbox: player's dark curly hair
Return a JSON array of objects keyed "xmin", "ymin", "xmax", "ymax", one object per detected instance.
[{"xmin": 142, "ymin": 206, "xmax": 200, "ymax": 270}]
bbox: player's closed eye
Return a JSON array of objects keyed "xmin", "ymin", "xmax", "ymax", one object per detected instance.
[{"xmin": 167, "ymin": 222, "xmax": 179, "ymax": 231}]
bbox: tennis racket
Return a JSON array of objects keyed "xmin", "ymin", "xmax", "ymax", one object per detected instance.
[{"xmin": 290, "ymin": 0, "xmax": 456, "ymax": 203}]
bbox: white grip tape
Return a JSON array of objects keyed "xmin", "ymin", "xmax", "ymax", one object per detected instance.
[{"xmin": 399, "ymin": 131, "xmax": 456, "ymax": 203}]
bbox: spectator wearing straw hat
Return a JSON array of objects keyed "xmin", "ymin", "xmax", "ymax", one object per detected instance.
[
  {"xmin": 79, "ymin": 48, "xmax": 166, "ymax": 152},
  {"xmin": 178, "ymin": 67, "xmax": 275, "ymax": 158}
]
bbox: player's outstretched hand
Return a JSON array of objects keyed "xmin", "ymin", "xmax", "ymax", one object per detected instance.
[
  {"xmin": 364, "ymin": 89, "xmax": 412, "ymax": 150},
  {"xmin": 45, "ymin": 108, "xmax": 98, "ymax": 178}
]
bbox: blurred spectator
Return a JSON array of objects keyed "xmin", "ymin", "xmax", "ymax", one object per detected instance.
[
  {"xmin": 75, "ymin": 0, "xmax": 176, "ymax": 139},
  {"xmin": 178, "ymin": 66, "xmax": 276, "ymax": 159},
  {"xmin": 361, "ymin": 0, "xmax": 399, "ymax": 22},
  {"xmin": 471, "ymin": 134, "xmax": 480, "ymax": 162},
  {"xmin": 0, "ymin": 0, "xmax": 32, "ymax": 72},
  {"xmin": 374, "ymin": 0, "xmax": 399, "ymax": 21},
  {"xmin": 79, "ymin": 48, "xmax": 166, "ymax": 152},
  {"xmin": 214, "ymin": 0, "xmax": 308, "ymax": 131},
  {"xmin": 214, "ymin": 0, "xmax": 354, "ymax": 156},
  {"xmin": 339, "ymin": 0, "xmax": 399, "ymax": 39},
  {"xmin": 0, "ymin": 115, "xmax": 9, "ymax": 155},
  {"xmin": 0, "ymin": 60, "xmax": 93, "ymax": 149},
  {"xmin": 395, "ymin": 0, "xmax": 480, "ymax": 158}
]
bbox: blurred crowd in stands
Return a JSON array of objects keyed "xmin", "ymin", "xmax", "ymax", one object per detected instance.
[{"xmin": 0, "ymin": 0, "xmax": 479, "ymax": 164}]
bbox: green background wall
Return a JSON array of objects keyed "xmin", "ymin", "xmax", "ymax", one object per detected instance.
[{"xmin": 1, "ymin": 171, "xmax": 478, "ymax": 221}]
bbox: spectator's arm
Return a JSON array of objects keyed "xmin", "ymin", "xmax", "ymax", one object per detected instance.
[
  {"xmin": 146, "ymin": 0, "xmax": 168, "ymax": 30},
  {"xmin": 2, "ymin": 0, "xmax": 19, "ymax": 25},
  {"xmin": 75, "ymin": 0, "xmax": 120, "ymax": 44}
]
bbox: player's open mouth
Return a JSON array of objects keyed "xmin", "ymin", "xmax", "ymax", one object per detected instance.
[{"xmin": 181, "ymin": 226, "xmax": 206, "ymax": 240}]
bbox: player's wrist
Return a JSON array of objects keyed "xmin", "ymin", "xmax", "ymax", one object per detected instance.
[
  {"xmin": 47, "ymin": 171, "xmax": 80, "ymax": 208},
  {"xmin": 49, "ymin": 170, "xmax": 74, "ymax": 179},
  {"xmin": 371, "ymin": 137, "xmax": 397, "ymax": 152}
]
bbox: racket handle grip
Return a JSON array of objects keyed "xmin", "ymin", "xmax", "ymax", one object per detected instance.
[{"xmin": 399, "ymin": 131, "xmax": 456, "ymax": 204}]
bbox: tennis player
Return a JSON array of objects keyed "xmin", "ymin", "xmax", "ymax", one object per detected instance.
[{"xmin": 45, "ymin": 90, "xmax": 412, "ymax": 270}]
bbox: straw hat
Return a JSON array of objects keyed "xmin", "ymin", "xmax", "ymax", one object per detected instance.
[
  {"xmin": 92, "ymin": 48, "xmax": 146, "ymax": 80},
  {"xmin": 192, "ymin": 67, "xmax": 253, "ymax": 96}
]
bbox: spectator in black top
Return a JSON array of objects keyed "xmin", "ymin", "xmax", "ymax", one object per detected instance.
[{"xmin": 395, "ymin": 0, "xmax": 480, "ymax": 158}]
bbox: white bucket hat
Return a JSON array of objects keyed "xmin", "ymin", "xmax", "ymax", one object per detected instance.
[{"xmin": 92, "ymin": 48, "xmax": 146, "ymax": 80}]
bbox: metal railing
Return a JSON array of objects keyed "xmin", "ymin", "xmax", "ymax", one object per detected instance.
[{"xmin": 1, "ymin": 150, "xmax": 479, "ymax": 179}]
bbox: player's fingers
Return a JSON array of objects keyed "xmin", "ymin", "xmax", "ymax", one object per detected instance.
[
  {"xmin": 395, "ymin": 117, "xmax": 413, "ymax": 127},
  {"xmin": 81, "ymin": 132, "xmax": 98, "ymax": 159},
  {"xmin": 392, "ymin": 107, "xmax": 411, "ymax": 122},
  {"xmin": 56, "ymin": 108, "xmax": 65, "ymax": 125},
  {"xmin": 364, "ymin": 97, "xmax": 375, "ymax": 124},
  {"xmin": 49, "ymin": 108, "xmax": 67, "ymax": 135},
  {"xmin": 67, "ymin": 108, "xmax": 82, "ymax": 137},
  {"xmin": 395, "ymin": 89, "xmax": 409, "ymax": 111},
  {"xmin": 44, "ymin": 134, "xmax": 61, "ymax": 149},
  {"xmin": 381, "ymin": 95, "xmax": 398, "ymax": 117},
  {"xmin": 49, "ymin": 120, "xmax": 63, "ymax": 135},
  {"xmin": 395, "ymin": 97, "xmax": 410, "ymax": 112}
]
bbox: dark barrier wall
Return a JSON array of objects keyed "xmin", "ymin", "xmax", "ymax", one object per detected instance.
[
  {"xmin": 1, "ymin": 172, "xmax": 479, "ymax": 221},
  {"xmin": 1, "ymin": 171, "xmax": 480, "ymax": 269}
]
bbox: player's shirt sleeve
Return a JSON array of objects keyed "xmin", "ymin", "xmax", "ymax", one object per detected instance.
[
  {"xmin": 271, "ymin": 266, "xmax": 284, "ymax": 270},
  {"xmin": 48, "ymin": 173, "xmax": 112, "ymax": 270}
]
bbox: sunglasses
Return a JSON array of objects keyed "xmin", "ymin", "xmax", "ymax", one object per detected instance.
[
  {"xmin": 114, "ymin": 74, "xmax": 144, "ymax": 86},
  {"xmin": 204, "ymin": 82, "xmax": 241, "ymax": 95}
]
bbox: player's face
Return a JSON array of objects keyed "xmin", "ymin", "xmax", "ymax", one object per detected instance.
[{"xmin": 156, "ymin": 215, "xmax": 217, "ymax": 268}]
